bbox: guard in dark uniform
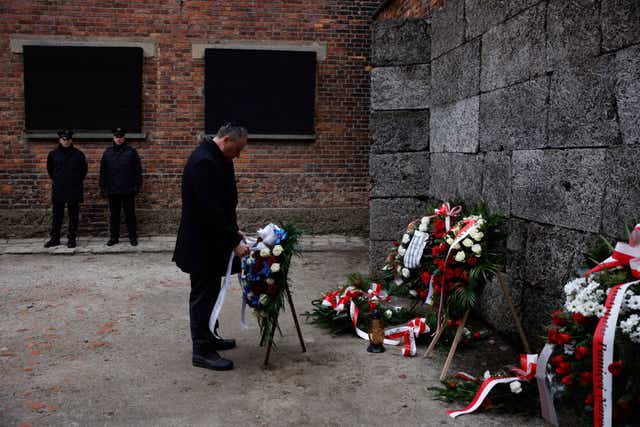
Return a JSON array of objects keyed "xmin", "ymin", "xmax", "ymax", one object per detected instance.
[
  {"xmin": 45, "ymin": 130, "xmax": 88, "ymax": 248},
  {"xmin": 99, "ymin": 128, "xmax": 142, "ymax": 246}
]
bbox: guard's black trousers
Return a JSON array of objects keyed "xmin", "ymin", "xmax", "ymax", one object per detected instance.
[
  {"xmin": 108, "ymin": 194, "xmax": 137, "ymax": 240},
  {"xmin": 51, "ymin": 202, "xmax": 79, "ymax": 240},
  {"xmin": 189, "ymin": 273, "xmax": 221, "ymax": 346}
]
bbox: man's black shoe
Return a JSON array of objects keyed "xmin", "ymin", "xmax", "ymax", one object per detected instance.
[
  {"xmin": 210, "ymin": 337, "xmax": 236, "ymax": 351},
  {"xmin": 106, "ymin": 238, "xmax": 119, "ymax": 246},
  {"xmin": 67, "ymin": 239, "xmax": 77, "ymax": 248},
  {"xmin": 130, "ymin": 238, "xmax": 138, "ymax": 246},
  {"xmin": 44, "ymin": 239, "xmax": 60, "ymax": 248},
  {"xmin": 192, "ymin": 351, "xmax": 234, "ymax": 371}
]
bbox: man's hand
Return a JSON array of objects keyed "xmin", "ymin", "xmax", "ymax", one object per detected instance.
[{"xmin": 234, "ymin": 241, "xmax": 250, "ymax": 257}]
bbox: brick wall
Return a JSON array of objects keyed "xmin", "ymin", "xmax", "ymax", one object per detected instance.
[
  {"xmin": 0, "ymin": 0, "xmax": 380, "ymax": 238},
  {"xmin": 373, "ymin": 0, "xmax": 443, "ymax": 20},
  {"xmin": 369, "ymin": 0, "xmax": 640, "ymax": 346}
]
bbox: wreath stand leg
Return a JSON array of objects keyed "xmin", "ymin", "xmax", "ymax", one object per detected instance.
[
  {"xmin": 423, "ymin": 321, "xmax": 446, "ymax": 358},
  {"xmin": 495, "ymin": 270, "xmax": 530, "ymax": 353},
  {"xmin": 439, "ymin": 309, "xmax": 470, "ymax": 381},
  {"xmin": 263, "ymin": 283, "xmax": 306, "ymax": 367},
  {"xmin": 285, "ymin": 282, "xmax": 307, "ymax": 354}
]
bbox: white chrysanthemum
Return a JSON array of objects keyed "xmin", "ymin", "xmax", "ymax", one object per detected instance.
[
  {"xmin": 510, "ymin": 381, "xmax": 522, "ymax": 394},
  {"xmin": 402, "ymin": 268, "xmax": 410, "ymax": 278},
  {"xmin": 455, "ymin": 251, "xmax": 466, "ymax": 262},
  {"xmin": 452, "ymin": 243, "xmax": 461, "ymax": 250},
  {"xmin": 260, "ymin": 248, "xmax": 271, "ymax": 257},
  {"xmin": 418, "ymin": 223, "xmax": 427, "ymax": 232},
  {"xmin": 483, "ymin": 370, "xmax": 491, "ymax": 380},
  {"xmin": 385, "ymin": 309, "xmax": 393, "ymax": 319},
  {"xmin": 409, "ymin": 289, "xmax": 418, "ymax": 297},
  {"xmin": 471, "ymin": 244, "xmax": 482, "ymax": 254},
  {"xmin": 462, "ymin": 238, "xmax": 473, "ymax": 247},
  {"xmin": 628, "ymin": 296, "xmax": 640, "ymax": 310},
  {"xmin": 402, "ymin": 234, "xmax": 411, "ymax": 244},
  {"xmin": 421, "ymin": 216, "xmax": 430, "ymax": 226},
  {"xmin": 270, "ymin": 263, "xmax": 280, "ymax": 273},
  {"xmin": 259, "ymin": 294, "xmax": 269, "ymax": 305},
  {"xmin": 446, "ymin": 237, "xmax": 454, "ymax": 245},
  {"xmin": 272, "ymin": 245, "xmax": 283, "ymax": 256},
  {"xmin": 398, "ymin": 247, "xmax": 406, "ymax": 256}
]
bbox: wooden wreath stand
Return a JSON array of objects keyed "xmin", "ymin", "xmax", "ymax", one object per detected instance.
[
  {"xmin": 262, "ymin": 281, "xmax": 307, "ymax": 366},
  {"xmin": 423, "ymin": 270, "xmax": 531, "ymax": 381}
]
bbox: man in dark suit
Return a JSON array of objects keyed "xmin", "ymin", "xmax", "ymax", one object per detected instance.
[
  {"xmin": 45, "ymin": 130, "xmax": 88, "ymax": 249},
  {"xmin": 173, "ymin": 123, "xmax": 250, "ymax": 371},
  {"xmin": 99, "ymin": 128, "xmax": 142, "ymax": 246}
]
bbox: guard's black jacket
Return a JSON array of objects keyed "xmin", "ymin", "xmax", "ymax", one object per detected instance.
[
  {"xmin": 173, "ymin": 139, "xmax": 242, "ymax": 275},
  {"xmin": 99, "ymin": 142, "xmax": 142, "ymax": 195},
  {"xmin": 46, "ymin": 144, "xmax": 88, "ymax": 203}
]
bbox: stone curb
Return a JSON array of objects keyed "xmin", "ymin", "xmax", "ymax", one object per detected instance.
[{"xmin": 0, "ymin": 235, "xmax": 367, "ymax": 255}]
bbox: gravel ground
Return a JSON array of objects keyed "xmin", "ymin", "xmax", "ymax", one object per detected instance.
[{"xmin": 0, "ymin": 249, "xmax": 546, "ymax": 426}]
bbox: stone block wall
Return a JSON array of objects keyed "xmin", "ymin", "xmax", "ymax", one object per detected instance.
[{"xmin": 370, "ymin": 0, "xmax": 640, "ymax": 347}]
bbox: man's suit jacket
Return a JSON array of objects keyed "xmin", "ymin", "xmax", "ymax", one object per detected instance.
[{"xmin": 173, "ymin": 139, "xmax": 242, "ymax": 275}]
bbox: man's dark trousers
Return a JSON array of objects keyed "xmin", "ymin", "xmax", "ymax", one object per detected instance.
[
  {"xmin": 51, "ymin": 202, "xmax": 79, "ymax": 240},
  {"xmin": 108, "ymin": 195, "xmax": 137, "ymax": 240},
  {"xmin": 189, "ymin": 273, "xmax": 221, "ymax": 344}
]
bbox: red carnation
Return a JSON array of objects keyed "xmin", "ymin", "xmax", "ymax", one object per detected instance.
[
  {"xmin": 556, "ymin": 332, "xmax": 572, "ymax": 345},
  {"xmin": 393, "ymin": 241, "xmax": 400, "ymax": 247},
  {"xmin": 548, "ymin": 329, "xmax": 558, "ymax": 343},
  {"xmin": 418, "ymin": 289, "xmax": 427, "ymax": 300},
  {"xmin": 572, "ymin": 312, "xmax": 588, "ymax": 325},
  {"xmin": 575, "ymin": 345, "xmax": 590, "ymax": 360},
  {"xmin": 420, "ymin": 271, "xmax": 431, "ymax": 285},
  {"xmin": 584, "ymin": 394, "xmax": 593, "ymax": 406},
  {"xmin": 561, "ymin": 374, "xmax": 574, "ymax": 385},
  {"xmin": 473, "ymin": 331, "xmax": 481, "ymax": 339},
  {"xmin": 447, "ymin": 380, "xmax": 457, "ymax": 389},
  {"xmin": 467, "ymin": 256, "xmax": 478, "ymax": 266},
  {"xmin": 579, "ymin": 371, "xmax": 593, "ymax": 387},
  {"xmin": 552, "ymin": 310, "xmax": 567, "ymax": 326},
  {"xmin": 556, "ymin": 361, "xmax": 571, "ymax": 375},
  {"xmin": 608, "ymin": 360, "xmax": 623, "ymax": 376},
  {"xmin": 433, "ymin": 229, "xmax": 445, "ymax": 239},
  {"xmin": 434, "ymin": 219, "xmax": 445, "ymax": 230},
  {"xmin": 550, "ymin": 354, "xmax": 564, "ymax": 366}
]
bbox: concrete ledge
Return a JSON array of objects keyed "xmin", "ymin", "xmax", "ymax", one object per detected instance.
[
  {"xmin": 192, "ymin": 41, "xmax": 327, "ymax": 60},
  {"xmin": 10, "ymin": 35, "xmax": 157, "ymax": 57},
  {"xmin": 0, "ymin": 235, "xmax": 367, "ymax": 255}
]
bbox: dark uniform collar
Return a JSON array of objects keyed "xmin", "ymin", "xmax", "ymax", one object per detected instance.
[
  {"xmin": 202, "ymin": 136, "xmax": 225, "ymax": 160},
  {"xmin": 113, "ymin": 141, "xmax": 127, "ymax": 151}
]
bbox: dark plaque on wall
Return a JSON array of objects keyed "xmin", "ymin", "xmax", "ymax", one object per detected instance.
[
  {"xmin": 205, "ymin": 48, "xmax": 316, "ymax": 136},
  {"xmin": 23, "ymin": 46, "xmax": 143, "ymax": 133}
]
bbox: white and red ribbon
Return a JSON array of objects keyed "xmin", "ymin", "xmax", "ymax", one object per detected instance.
[
  {"xmin": 593, "ymin": 280, "xmax": 640, "ymax": 427},
  {"xmin": 535, "ymin": 343, "xmax": 560, "ymax": 426},
  {"xmin": 585, "ymin": 224, "xmax": 640, "ymax": 279},
  {"xmin": 322, "ymin": 283, "xmax": 429, "ymax": 356},
  {"xmin": 447, "ymin": 354, "xmax": 538, "ymax": 419}
]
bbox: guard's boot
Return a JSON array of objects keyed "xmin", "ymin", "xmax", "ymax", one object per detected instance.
[
  {"xmin": 129, "ymin": 237, "xmax": 138, "ymax": 246},
  {"xmin": 192, "ymin": 342, "xmax": 233, "ymax": 371},
  {"xmin": 106, "ymin": 238, "xmax": 119, "ymax": 246},
  {"xmin": 211, "ymin": 323, "xmax": 236, "ymax": 350},
  {"xmin": 67, "ymin": 238, "xmax": 77, "ymax": 248},
  {"xmin": 44, "ymin": 238, "xmax": 60, "ymax": 248}
]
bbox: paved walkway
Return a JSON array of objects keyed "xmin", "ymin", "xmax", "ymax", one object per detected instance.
[{"xmin": 0, "ymin": 235, "xmax": 368, "ymax": 255}]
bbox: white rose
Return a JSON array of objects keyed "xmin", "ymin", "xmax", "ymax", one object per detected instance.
[
  {"xmin": 445, "ymin": 237, "xmax": 454, "ymax": 245},
  {"xmin": 462, "ymin": 238, "xmax": 473, "ymax": 247},
  {"xmin": 471, "ymin": 244, "xmax": 482, "ymax": 254},
  {"xmin": 452, "ymin": 243, "xmax": 461, "ymax": 250},
  {"xmin": 455, "ymin": 251, "xmax": 466, "ymax": 262},
  {"xmin": 509, "ymin": 381, "xmax": 522, "ymax": 394},
  {"xmin": 409, "ymin": 289, "xmax": 418, "ymax": 297},
  {"xmin": 385, "ymin": 309, "xmax": 393, "ymax": 319},
  {"xmin": 270, "ymin": 263, "xmax": 280, "ymax": 273},
  {"xmin": 272, "ymin": 245, "xmax": 283, "ymax": 256},
  {"xmin": 260, "ymin": 248, "xmax": 271, "ymax": 257},
  {"xmin": 402, "ymin": 268, "xmax": 410, "ymax": 278},
  {"xmin": 402, "ymin": 234, "xmax": 411, "ymax": 244},
  {"xmin": 398, "ymin": 247, "xmax": 406, "ymax": 256},
  {"xmin": 259, "ymin": 294, "xmax": 269, "ymax": 305},
  {"xmin": 474, "ymin": 231, "xmax": 484, "ymax": 241},
  {"xmin": 483, "ymin": 370, "xmax": 491, "ymax": 380}
]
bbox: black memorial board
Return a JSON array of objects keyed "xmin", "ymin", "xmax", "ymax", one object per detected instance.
[
  {"xmin": 205, "ymin": 49, "xmax": 316, "ymax": 136},
  {"xmin": 23, "ymin": 46, "xmax": 143, "ymax": 133}
]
